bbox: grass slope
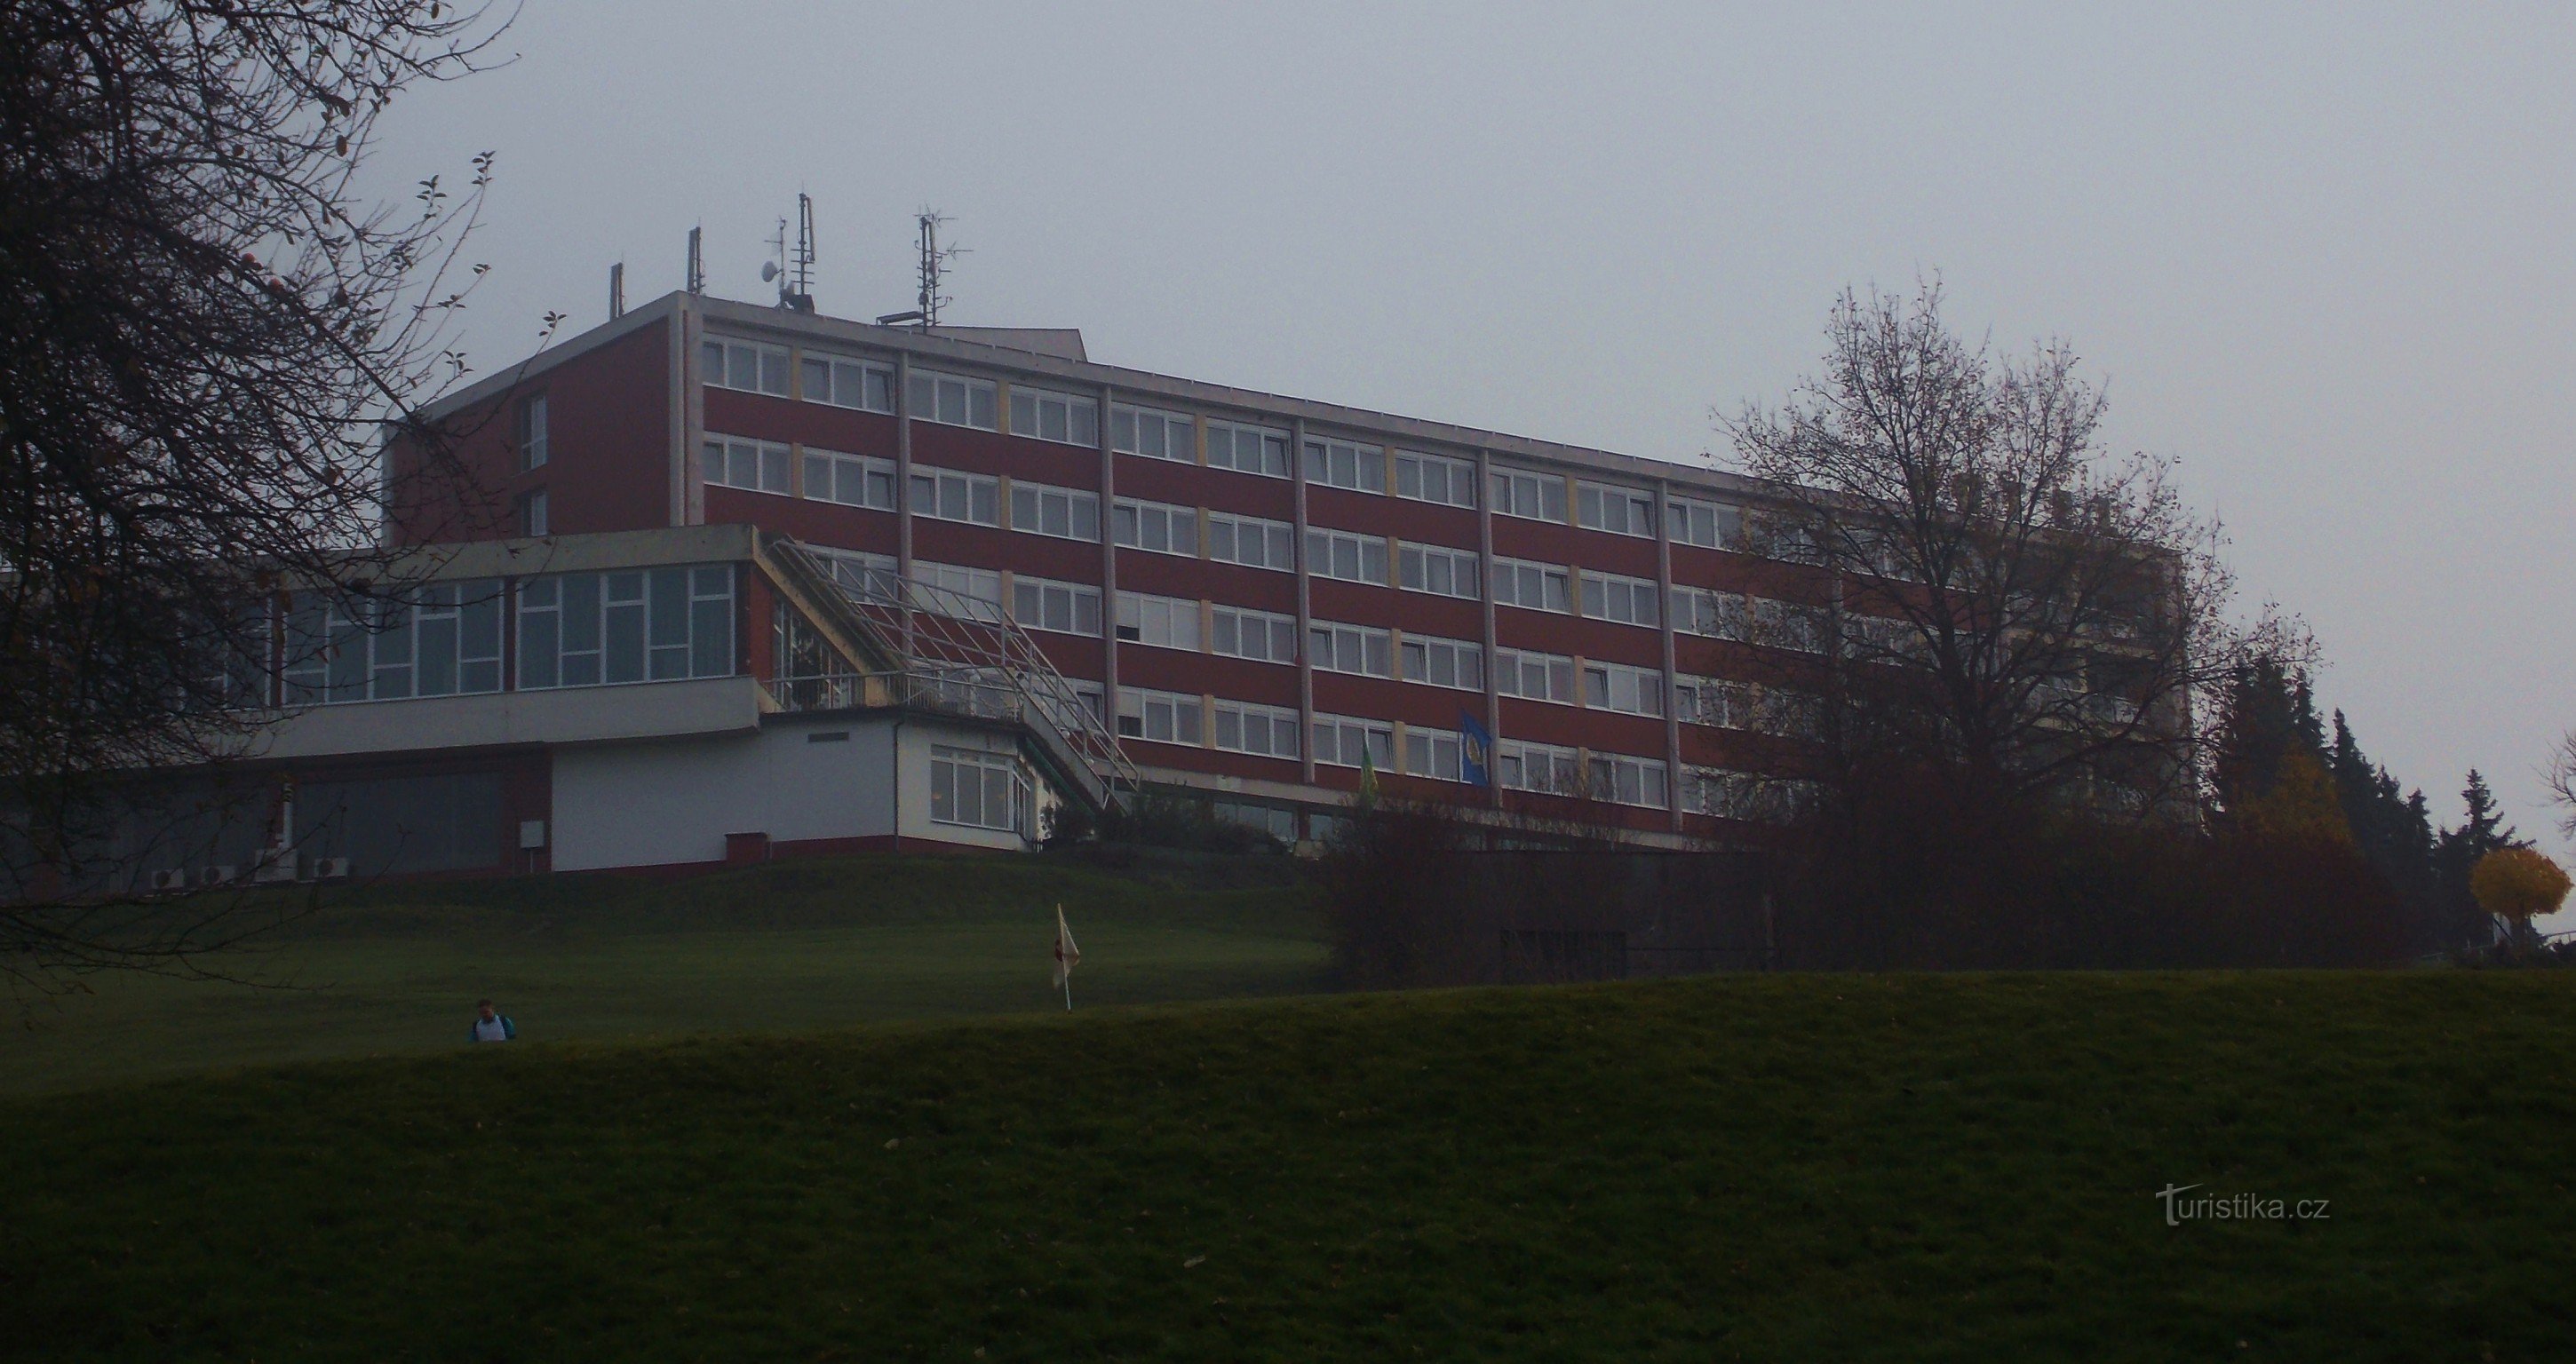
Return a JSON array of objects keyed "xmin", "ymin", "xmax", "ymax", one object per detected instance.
[
  {"xmin": 6, "ymin": 972, "xmax": 2573, "ymax": 1361},
  {"xmin": 2, "ymin": 852, "xmax": 1326, "ymax": 1096}
]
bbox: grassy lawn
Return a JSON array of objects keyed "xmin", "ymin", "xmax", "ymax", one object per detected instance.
[
  {"xmin": 5, "ymin": 970, "xmax": 2572, "ymax": 1360},
  {"xmin": 1, "ymin": 851, "xmax": 1329, "ymax": 1096}
]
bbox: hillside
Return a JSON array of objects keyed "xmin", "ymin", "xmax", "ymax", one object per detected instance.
[
  {"xmin": 7, "ymin": 971, "xmax": 2574, "ymax": 1360},
  {"xmin": 2, "ymin": 850, "xmax": 1327, "ymax": 1096}
]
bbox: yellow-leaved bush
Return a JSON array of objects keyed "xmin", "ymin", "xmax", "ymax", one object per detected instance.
[{"xmin": 2470, "ymin": 847, "xmax": 2572, "ymax": 922}]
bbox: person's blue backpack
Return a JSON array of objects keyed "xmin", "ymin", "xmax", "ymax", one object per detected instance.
[{"xmin": 469, "ymin": 1014, "xmax": 516, "ymax": 1042}]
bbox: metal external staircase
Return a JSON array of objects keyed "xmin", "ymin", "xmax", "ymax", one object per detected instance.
[{"xmin": 754, "ymin": 533, "xmax": 1138, "ymax": 813}]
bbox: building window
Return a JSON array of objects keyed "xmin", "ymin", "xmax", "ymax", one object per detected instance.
[
  {"xmin": 1208, "ymin": 512, "xmax": 1296, "ymax": 571},
  {"xmin": 516, "ymin": 488, "xmax": 549, "ymax": 537},
  {"xmin": 1206, "ymin": 419, "xmax": 1291, "ymax": 478},
  {"xmin": 1009, "ymin": 480, "xmax": 1101, "ymax": 542},
  {"xmin": 1671, "ymin": 585, "xmax": 1748, "ymax": 638},
  {"xmin": 1490, "ymin": 466, "xmax": 1566, "ymax": 522},
  {"xmin": 929, "ymin": 745, "xmax": 1030, "ymax": 834},
  {"xmin": 910, "ymin": 466, "xmax": 1000, "ymax": 526},
  {"xmin": 514, "ymin": 567, "xmax": 731, "ymax": 690},
  {"xmin": 1313, "ymin": 714, "xmax": 1394, "ymax": 770},
  {"xmin": 1587, "ymin": 752, "xmax": 1669, "ymax": 809},
  {"xmin": 1577, "ymin": 480, "xmax": 1654, "ymax": 537},
  {"xmin": 1395, "ymin": 450, "xmax": 1475, "ymax": 507},
  {"xmin": 801, "ymin": 353, "xmax": 894, "ymax": 412},
  {"xmin": 704, "ymin": 435, "xmax": 791, "ymax": 495},
  {"xmin": 802, "ymin": 448, "xmax": 896, "ymax": 510},
  {"xmin": 1211, "ymin": 604, "xmax": 1298, "ymax": 664},
  {"xmin": 810, "ymin": 546, "xmax": 899, "ymax": 599},
  {"xmin": 907, "ymin": 369, "xmax": 998, "ymax": 430},
  {"xmin": 1583, "ymin": 660, "xmax": 1663, "ymax": 717},
  {"xmin": 1751, "ymin": 597, "xmax": 1830, "ymax": 654},
  {"xmin": 1491, "ymin": 556, "xmax": 1570, "ymax": 613},
  {"xmin": 1399, "ymin": 633, "xmax": 1483, "ymax": 691},
  {"xmin": 1117, "ymin": 686, "xmax": 1203, "ymax": 745},
  {"xmin": 1213, "ymin": 800, "xmax": 1300, "ymax": 844},
  {"xmin": 1685, "ymin": 767, "xmax": 1822, "ymax": 823},
  {"xmin": 1308, "ymin": 621, "xmax": 1391, "ymax": 678},
  {"xmin": 1010, "ymin": 386, "xmax": 1100, "ymax": 446},
  {"xmin": 1497, "ymin": 740, "xmax": 1582, "ymax": 795},
  {"xmin": 1403, "ymin": 726, "xmax": 1467, "ymax": 782},
  {"xmin": 1674, "ymin": 674, "xmax": 1748, "ymax": 728},
  {"xmin": 1111, "ymin": 404, "xmax": 1194, "ymax": 462},
  {"xmin": 1115, "ymin": 591, "xmax": 1200, "ymax": 649},
  {"xmin": 1494, "ymin": 646, "xmax": 1576, "ymax": 703},
  {"xmin": 1302, "ymin": 437, "xmax": 1385, "ymax": 493},
  {"xmin": 516, "ymin": 394, "xmax": 548, "ymax": 472},
  {"xmin": 1112, "ymin": 497, "xmax": 1199, "ymax": 556},
  {"xmin": 284, "ymin": 580, "xmax": 505, "ymax": 704},
  {"xmin": 1011, "ymin": 575, "xmax": 1101, "ymax": 636},
  {"xmin": 703, "ymin": 337, "xmax": 788, "ymax": 396},
  {"xmin": 1306, "ymin": 527, "xmax": 1389, "ymax": 585},
  {"xmin": 1398, "ymin": 543, "xmax": 1480, "ymax": 599},
  {"xmin": 1580, "ymin": 570, "xmax": 1661, "ymax": 628},
  {"xmin": 911, "ymin": 560, "xmax": 1004, "ymax": 616},
  {"xmin": 1213, "ymin": 698, "xmax": 1300, "ymax": 759},
  {"xmin": 1667, "ymin": 496, "xmax": 1744, "ymax": 551}
]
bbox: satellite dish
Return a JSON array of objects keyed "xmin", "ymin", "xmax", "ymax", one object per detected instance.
[{"xmin": 759, "ymin": 261, "xmax": 779, "ymax": 282}]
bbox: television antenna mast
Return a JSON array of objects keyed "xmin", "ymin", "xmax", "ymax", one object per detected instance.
[
  {"xmin": 685, "ymin": 226, "xmax": 704, "ymax": 295},
  {"xmin": 915, "ymin": 208, "xmax": 962, "ymax": 329},
  {"xmin": 761, "ymin": 194, "xmax": 817, "ymax": 313}
]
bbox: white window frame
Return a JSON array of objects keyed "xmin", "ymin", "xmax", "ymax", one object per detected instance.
[
  {"xmin": 1752, "ymin": 597, "xmax": 1830, "ymax": 654},
  {"xmin": 1489, "ymin": 466, "xmax": 1566, "ymax": 522},
  {"xmin": 1686, "ymin": 767, "xmax": 1823, "ymax": 823},
  {"xmin": 1399, "ymin": 632, "xmax": 1483, "ymax": 691},
  {"xmin": 1577, "ymin": 480, "xmax": 1655, "ymax": 537},
  {"xmin": 1394, "ymin": 450, "xmax": 1476, "ymax": 508},
  {"xmin": 1497, "ymin": 739, "xmax": 1582, "ymax": 795},
  {"xmin": 704, "ymin": 434, "xmax": 791, "ymax": 495},
  {"xmin": 1586, "ymin": 751, "xmax": 1670, "ymax": 809},
  {"xmin": 911, "ymin": 560, "xmax": 1003, "ymax": 617},
  {"xmin": 1011, "ymin": 575, "xmax": 1102, "ymax": 637},
  {"xmin": 1010, "ymin": 385, "xmax": 1101, "ymax": 447},
  {"xmin": 1111, "ymin": 404, "xmax": 1195, "ymax": 463},
  {"xmin": 1206, "ymin": 511, "xmax": 1296, "ymax": 571},
  {"xmin": 517, "ymin": 488, "xmax": 549, "ymax": 538},
  {"xmin": 1112, "ymin": 497, "xmax": 1199, "ymax": 557},
  {"xmin": 810, "ymin": 546, "xmax": 899, "ymax": 598},
  {"xmin": 910, "ymin": 466, "xmax": 1000, "ymax": 527},
  {"xmin": 1398, "ymin": 543, "xmax": 1480, "ymax": 599},
  {"xmin": 1008, "ymin": 480, "xmax": 1101, "ymax": 542},
  {"xmin": 1672, "ymin": 585, "xmax": 1749, "ymax": 639},
  {"xmin": 1210, "ymin": 604, "xmax": 1298, "ymax": 664},
  {"xmin": 702, "ymin": 337, "xmax": 788, "ymax": 396},
  {"xmin": 1581, "ymin": 569, "xmax": 1662, "ymax": 629},
  {"xmin": 1212, "ymin": 697, "xmax": 1301, "ymax": 760},
  {"xmin": 1117, "ymin": 686, "xmax": 1203, "ymax": 746},
  {"xmin": 1494, "ymin": 646, "xmax": 1576, "ymax": 703},
  {"xmin": 1491, "ymin": 555, "xmax": 1570, "ymax": 613},
  {"xmin": 1307, "ymin": 620, "xmax": 1392, "ymax": 678},
  {"xmin": 1313, "ymin": 714, "xmax": 1395, "ymax": 770},
  {"xmin": 907, "ymin": 369, "xmax": 998, "ymax": 431},
  {"xmin": 1305, "ymin": 527, "xmax": 1389, "ymax": 585},
  {"xmin": 1302, "ymin": 437, "xmax": 1386, "ymax": 494},
  {"xmin": 1402, "ymin": 726, "xmax": 1467, "ymax": 782},
  {"xmin": 800, "ymin": 353, "xmax": 894, "ymax": 413},
  {"xmin": 1667, "ymin": 495, "xmax": 1744, "ymax": 551},
  {"xmin": 803, "ymin": 448, "xmax": 896, "ymax": 511},
  {"xmin": 1583, "ymin": 660, "xmax": 1664, "ymax": 717},
  {"xmin": 1205, "ymin": 419, "xmax": 1291, "ymax": 478},
  {"xmin": 1115, "ymin": 591, "xmax": 1201, "ymax": 650},
  {"xmin": 517, "ymin": 393, "xmax": 548, "ymax": 471},
  {"xmin": 929, "ymin": 745, "xmax": 1030, "ymax": 834}
]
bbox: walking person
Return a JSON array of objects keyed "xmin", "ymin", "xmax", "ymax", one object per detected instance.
[{"xmin": 469, "ymin": 998, "xmax": 516, "ymax": 1043}]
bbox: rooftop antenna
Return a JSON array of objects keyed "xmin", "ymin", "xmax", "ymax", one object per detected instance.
[
  {"xmin": 914, "ymin": 207, "xmax": 963, "ymax": 329},
  {"xmin": 608, "ymin": 261, "xmax": 625, "ymax": 319},
  {"xmin": 762, "ymin": 194, "xmax": 818, "ymax": 313},
  {"xmin": 685, "ymin": 226, "xmax": 704, "ymax": 295}
]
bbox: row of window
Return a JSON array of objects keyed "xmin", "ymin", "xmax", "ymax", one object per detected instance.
[{"xmin": 701, "ymin": 337, "xmax": 1772, "ymax": 545}]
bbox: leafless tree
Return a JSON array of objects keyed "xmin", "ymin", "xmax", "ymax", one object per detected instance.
[
  {"xmin": 1719, "ymin": 281, "xmax": 2286, "ymax": 827},
  {"xmin": 2546, "ymin": 729, "xmax": 2576, "ymax": 841},
  {"xmin": 1, "ymin": 2, "xmax": 521, "ymax": 994}
]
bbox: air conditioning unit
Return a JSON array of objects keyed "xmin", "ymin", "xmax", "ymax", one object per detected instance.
[
  {"xmin": 195, "ymin": 864, "xmax": 236, "ymax": 888},
  {"xmin": 148, "ymin": 868, "xmax": 188, "ymax": 892},
  {"xmin": 309, "ymin": 857, "xmax": 351, "ymax": 880}
]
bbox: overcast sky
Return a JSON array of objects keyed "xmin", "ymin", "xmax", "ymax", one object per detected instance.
[{"xmin": 377, "ymin": 2, "xmax": 2576, "ymax": 860}]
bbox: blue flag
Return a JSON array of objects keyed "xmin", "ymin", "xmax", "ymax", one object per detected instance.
[{"xmin": 1459, "ymin": 710, "xmax": 1494, "ymax": 789}]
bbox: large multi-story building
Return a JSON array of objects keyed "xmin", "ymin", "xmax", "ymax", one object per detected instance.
[{"xmin": 387, "ymin": 289, "xmax": 1838, "ymax": 852}]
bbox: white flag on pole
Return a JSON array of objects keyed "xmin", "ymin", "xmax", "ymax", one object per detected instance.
[{"xmin": 1053, "ymin": 904, "xmax": 1080, "ymax": 1006}]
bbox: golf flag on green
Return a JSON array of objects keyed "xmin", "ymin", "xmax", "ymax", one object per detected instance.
[{"xmin": 1053, "ymin": 903, "xmax": 1080, "ymax": 1010}]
